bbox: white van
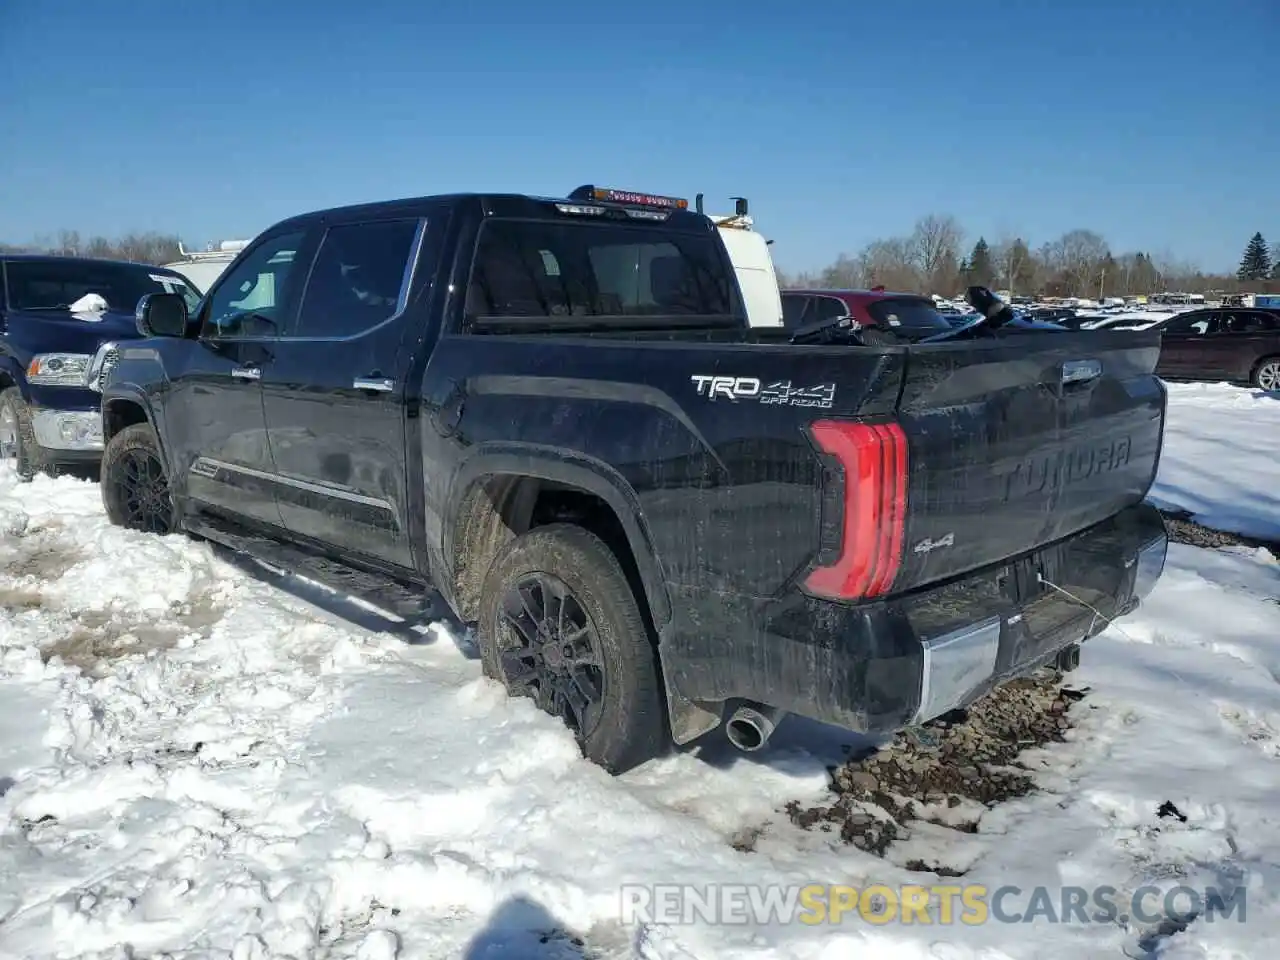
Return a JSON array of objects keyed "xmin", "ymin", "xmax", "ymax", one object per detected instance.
[
  {"xmin": 162, "ymin": 240, "xmax": 252, "ymax": 295},
  {"xmin": 694, "ymin": 196, "xmax": 783, "ymax": 328}
]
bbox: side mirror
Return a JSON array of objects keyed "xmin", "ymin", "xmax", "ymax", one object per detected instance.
[{"xmin": 135, "ymin": 293, "xmax": 188, "ymax": 338}]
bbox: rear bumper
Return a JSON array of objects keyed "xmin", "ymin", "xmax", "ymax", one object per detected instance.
[{"xmin": 659, "ymin": 501, "xmax": 1168, "ymax": 735}]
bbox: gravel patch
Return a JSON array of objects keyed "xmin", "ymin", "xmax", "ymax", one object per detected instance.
[
  {"xmin": 786, "ymin": 668, "xmax": 1086, "ymax": 873},
  {"xmin": 1159, "ymin": 508, "xmax": 1279, "ymax": 556}
]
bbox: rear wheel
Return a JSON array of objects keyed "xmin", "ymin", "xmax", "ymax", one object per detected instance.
[
  {"xmin": 0, "ymin": 387, "xmax": 42, "ymax": 482},
  {"xmin": 1253, "ymin": 356, "xmax": 1280, "ymax": 391},
  {"xmin": 101, "ymin": 423, "xmax": 177, "ymax": 534},
  {"xmin": 477, "ymin": 523, "xmax": 666, "ymax": 773}
]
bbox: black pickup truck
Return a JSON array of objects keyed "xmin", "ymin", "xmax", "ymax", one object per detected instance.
[{"xmin": 100, "ymin": 186, "xmax": 1169, "ymax": 772}]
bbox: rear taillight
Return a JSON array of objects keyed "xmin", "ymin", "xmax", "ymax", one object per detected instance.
[{"xmin": 803, "ymin": 420, "xmax": 908, "ymax": 601}]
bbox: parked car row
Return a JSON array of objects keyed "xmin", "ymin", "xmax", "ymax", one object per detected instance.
[
  {"xmin": 3, "ymin": 186, "xmax": 1171, "ymax": 775},
  {"xmin": 776, "ymin": 286, "xmax": 1280, "ymax": 391}
]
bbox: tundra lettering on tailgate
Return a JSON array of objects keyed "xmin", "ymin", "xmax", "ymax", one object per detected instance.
[{"xmin": 1004, "ymin": 436, "xmax": 1133, "ymax": 499}]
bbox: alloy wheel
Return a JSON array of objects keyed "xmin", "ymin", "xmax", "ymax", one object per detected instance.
[
  {"xmin": 1257, "ymin": 360, "xmax": 1280, "ymax": 392},
  {"xmin": 112, "ymin": 447, "xmax": 173, "ymax": 534},
  {"xmin": 498, "ymin": 571, "xmax": 608, "ymax": 737}
]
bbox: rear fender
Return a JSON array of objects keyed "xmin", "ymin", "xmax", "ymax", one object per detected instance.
[{"xmin": 446, "ymin": 445, "xmax": 725, "ymax": 744}]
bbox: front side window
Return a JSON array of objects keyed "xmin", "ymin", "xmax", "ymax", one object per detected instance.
[
  {"xmin": 465, "ymin": 219, "xmax": 735, "ymax": 321},
  {"xmin": 5, "ymin": 259, "xmax": 201, "ymax": 314},
  {"xmin": 293, "ymin": 219, "xmax": 420, "ymax": 338},
  {"xmin": 781, "ymin": 293, "xmax": 810, "ymax": 328},
  {"xmin": 1162, "ymin": 313, "xmax": 1217, "ymax": 336},
  {"xmin": 200, "ymin": 231, "xmax": 307, "ymax": 338}
]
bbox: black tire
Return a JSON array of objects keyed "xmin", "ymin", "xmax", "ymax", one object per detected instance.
[
  {"xmin": 100, "ymin": 422, "xmax": 178, "ymax": 534},
  {"xmin": 1251, "ymin": 355, "xmax": 1280, "ymax": 391},
  {"xmin": 0, "ymin": 387, "xmax": 44, "ymax": 482},
  {"xmin": 477, "ymin": 523, "xmax": 666, "ymax": 773}
]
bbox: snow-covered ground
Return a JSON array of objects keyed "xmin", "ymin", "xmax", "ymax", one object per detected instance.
[
  {"xmin": 1, "ymin": 384, "xmax": 1277, "ymax": 959},
  {"xmin": 1150, "ymin": 383, "xmax": 1280, "ymax": 542}
]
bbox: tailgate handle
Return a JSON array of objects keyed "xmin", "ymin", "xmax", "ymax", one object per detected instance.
[{"xmin": 1062, "ymin": 359, "xmax": 1102, "ymax": 388}]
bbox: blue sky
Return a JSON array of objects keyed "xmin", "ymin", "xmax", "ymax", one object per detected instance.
[{"xmin": 1, "ymin": 0, "xmax": 1275, "ymax": 274}]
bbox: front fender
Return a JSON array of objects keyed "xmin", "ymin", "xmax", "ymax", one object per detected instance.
[
  {"xmin": 101, "ymin": 384, "xmax": 173, "ymax": 478},
  {"xmin": 0, "ymin": 355, "xmax": 28, "ymax": 400},
  {"xmin": 445, "ymin": 441, "xmax": 671, "ymax": 629}
]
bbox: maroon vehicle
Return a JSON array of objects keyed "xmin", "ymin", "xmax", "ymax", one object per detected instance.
[
  {"xmin": 780, "ymin": 287, "xmax": 956, "ymax": 343},
  {"xmin": 1142, "ymin": 308, "xmax": 1280, "ymax": 390}
]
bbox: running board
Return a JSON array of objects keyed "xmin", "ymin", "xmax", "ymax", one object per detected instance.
[{"xmin": 183, "ymin": 514, "xmax": 442, "ymax": 623}]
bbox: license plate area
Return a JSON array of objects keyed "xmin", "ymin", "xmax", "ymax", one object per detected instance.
[{"xmin": 1006, "ymin": 543, "xmax": 1068, "ymax": 606}]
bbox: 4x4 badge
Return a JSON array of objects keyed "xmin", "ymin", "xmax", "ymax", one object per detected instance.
[{"xmin": 913, "ymin": 532, "xmax": 955, "ymax": 554}]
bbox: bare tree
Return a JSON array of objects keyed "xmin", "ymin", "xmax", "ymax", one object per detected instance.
[
  {"xmin": 816, "ymin": 253, "xmax": 865, "ymax": 289},
  {"xmin": 993, "ymin": 236, "xmax": 1035, "ymax": 297},
  {"xmin": 908, "ymin": 214, "xmax": 963, "ymax": 293},
  {"xmin": 1042, "ymin": 229, "xmax": 1109, "ymax": 296},
  {"xmin": 0, "ymin": 230, "xmax": 185, "ymax": 265},
  {"xmin": 857, "ymin": 238, "xmax": 920, "ymax": 291},
  {"xmin": 55, "ymin": 230, "xmax": 82, "ymax": 256}
]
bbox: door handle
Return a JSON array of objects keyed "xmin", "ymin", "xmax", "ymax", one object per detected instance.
[
  {"xmin": 353, "ymin": 377, "xmax": 395, "ymax": 393},
  {"xmin": 231, "ymin": 366, "xmax": 261, "ymax": 381}
]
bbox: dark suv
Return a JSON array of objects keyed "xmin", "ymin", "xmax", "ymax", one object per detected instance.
[
  {"xmin": 99, "ymin": 186, "xmax": 1168, "ymax": 773},
  {"xmin": 0, "ymin": 255, "xmax": 201, "ymax": 477},
  {"xmin": 1144, "ymin": 308, "xmax": 1280, "ymax": 389}
]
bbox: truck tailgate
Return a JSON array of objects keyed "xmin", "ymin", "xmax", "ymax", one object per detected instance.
[{"xmin": 888, "ymin": 330, "xmax": 1165, "ymax": 593}]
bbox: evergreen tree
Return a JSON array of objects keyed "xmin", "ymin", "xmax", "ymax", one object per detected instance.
[
  {"xmin": 1237, "ymin": 232, "xmax": 1271, "ymax": 281},
  {"xmin": 967, "ymin": 237, "xmax": 995, "ymax": 288}
]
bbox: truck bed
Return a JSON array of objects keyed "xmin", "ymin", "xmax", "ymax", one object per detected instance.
[{"xmin": 437, "ymin": 326, "xmax": 1164, "ymax": 604}]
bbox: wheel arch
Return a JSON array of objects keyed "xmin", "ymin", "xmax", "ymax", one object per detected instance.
[
  {"xmin": 443, "ymin": 444, "xmax": 671, "ymax": 634},
  {"xmin": 102, "ymin": 389, "xmax": 174, "ymax": 478}
]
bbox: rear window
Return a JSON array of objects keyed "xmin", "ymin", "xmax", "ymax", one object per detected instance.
[
  {"xmin": 465, "ymin": 219, "xmax": 737, "ymax": 323},
  {"xmin": 865, "ymin": 296, "xmax": 953, "ymax": 334},
  {"xmin": 5, "ymin": 260, "xmax": 201, "ymax": 313}
]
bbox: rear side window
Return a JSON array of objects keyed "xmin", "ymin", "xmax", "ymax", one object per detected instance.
[
  {"xmin": 865, "ymin": 296, "xmax": 953, "ymax": 334},
  {"xmin": 1222, "ymin": 312, "xmax": 1279, "ymax": 334},
  {"xmin": 465, "ymin": 219, "xmax": 736, "ymax": 322},
  {"xmin": 293, "ymin": 219, "xmax": 419, "ymax": 338},
  {"xmin": 781, "ymin": 294, "xmax": 809, "ymax": 328}
]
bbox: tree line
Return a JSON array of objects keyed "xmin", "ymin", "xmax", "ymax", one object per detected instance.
[
  {"xmin": 4, "ymin": 221, "xmax": 1278, "ymax": 300},
  {"xmin": 777, "ymin": 215, "xmax": 1280, "ymax": 299},
  {"xmin": 0, "ymin": 231, "xmax": 184, "ymax": 266}
]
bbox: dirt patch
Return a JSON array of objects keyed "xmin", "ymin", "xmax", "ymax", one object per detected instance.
[
  {"xmin": 40, "ymin": 595, "xmax": 226, "ymax": 675},
  {"xmin": 786, "ymin": 670, "xmax": 1086, "ymax": 872},
  {"xmin": 0, "ymin": 543, "xmax": 82, "ymax": 581},
  {"xmin": 0, "ymin": 585, "xmax": 43, "ymax": 611}
]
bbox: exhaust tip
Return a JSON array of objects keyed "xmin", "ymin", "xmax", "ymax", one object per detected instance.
[
  {"xmin": 726, "ymin": 717, "xmax": 767, "ymax": 752},
  {"xmin": 724, "ymin": 703, "xmax": 785, "ymax": 753}
]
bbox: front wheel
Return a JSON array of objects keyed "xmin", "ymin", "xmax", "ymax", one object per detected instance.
[
  {"xmin": 477, "ymin": 523, "xmax": 666, "ymax": 773},
  {"xmin": 1252, "ymin": 356, "xmax": 1280, "ymax": 391},
  {"xmin": 101, "ymin": 423, "xmax": 178, "ymax": 534},
  {"xmin": 0, "ymin": 387, "xmax": 43, "ymax": 482}
]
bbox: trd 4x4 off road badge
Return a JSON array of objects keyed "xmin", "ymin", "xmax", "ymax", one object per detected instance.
[{"xmin": 691, "ymin": 375, "xmax": 836, "ymax": 409}]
